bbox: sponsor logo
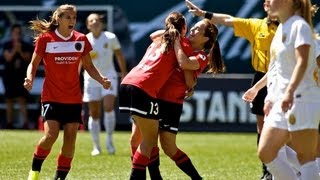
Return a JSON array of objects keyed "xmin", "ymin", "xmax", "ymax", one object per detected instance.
[{"xmin": 54, "ymin": 56, "xmax": 79, "ymax": 64}]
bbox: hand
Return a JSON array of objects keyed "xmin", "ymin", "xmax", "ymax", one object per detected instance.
[
  {"xmin": 185, "ymin": 0, "xmax": 205, "ymax": 17},
  {"xmin": 281, "ymin": 91, "xmax": 293, "ymax": 113},
  {"xmin": 242, "ymin": 87, "xmax": 258, "ymax": 103},
  {"xmin": 263, "ymin": 101, "xmax": 273, "ymax": 116},
  {"xmin": 24, "ymin": 78, "xmax": 33, "ymax": 91},
  {"xmin": 184, "ymin": 88, "xmax": 194, "ymax": 99},
  {"xmin": 102, "ymin": 77, "xmax": 111, "ymax": 90}
]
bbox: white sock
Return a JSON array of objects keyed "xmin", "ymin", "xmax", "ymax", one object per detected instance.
[
  {"xmin": 316, "ymin": 158, "xmax": 320, "ymax": 173},
  {"xmin": 285, "ymin": 145, "xmax": 300, "ymax": 172},
  {"xmin": 104, "ymin": 111, "xmax": 116, "ymax": 134},
  {"xmin": 300, "ymin": 161, "xmax": 319, "ymax": 180},
  {"xmin": 88, "ymin": 116, "xmax": 101, "ymax": 150},
  {"xmin": 266, "ymin": 153, "xmax": 298, "ymax": 180}
]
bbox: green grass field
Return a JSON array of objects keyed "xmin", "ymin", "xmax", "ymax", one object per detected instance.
[{"xmin": 0, "ymin": 130, "xmax": 262, "ymax": 180}]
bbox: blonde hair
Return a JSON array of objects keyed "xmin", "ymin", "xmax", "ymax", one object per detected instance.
[
  {"xmin": 293, "ymin": 0, "xmax": 315, "ymax": 28},
  {"xmin": 29, "ymin": 4, "xmax": 76, "ymax": 42}
]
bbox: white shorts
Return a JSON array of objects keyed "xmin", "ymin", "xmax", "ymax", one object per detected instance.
[
  {"xmin": 83, "ymin": 75, "xmax": 118, "ymax": 102},
  {"xmin": 264, "ymin": 101, "xmax": 320, "ymax": 131}
]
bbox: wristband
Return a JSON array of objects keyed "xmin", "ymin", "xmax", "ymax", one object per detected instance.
[{"xmin": 204, "ymin": 11, "xmax": 213, "ymax": 20}]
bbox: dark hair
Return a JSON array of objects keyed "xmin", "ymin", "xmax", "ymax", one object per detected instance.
[
  {"xmin": 202, "ymin": 19, "xmax": 225, "ymax": 74},
  {"xmin": 11, "ymin": 24, "xmax": 22, "ymax": 32},
  {"xmin": 162, "ymin": 12, "xmax": 186, "ymax": 53}
]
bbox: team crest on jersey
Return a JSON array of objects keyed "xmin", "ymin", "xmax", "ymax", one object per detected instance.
[
  {"xmin": 75, "ymin": 42, "xmax": 82, "ymax": 51},
  {"xmin": 288, "ymin": 114, "xmax": 296, "ymax": 125},
  {"xmin": 199, "ymin": 54, "xmax": 206, "ymax": 61},
  {"xmin": 104, "ymin": 43, "xmax": 108, "ymax": 49}
]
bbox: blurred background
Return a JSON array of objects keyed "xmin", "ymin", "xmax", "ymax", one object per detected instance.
[{"xmin": 0, "ymin": 0, "xmax": 319, "ymax": 132}]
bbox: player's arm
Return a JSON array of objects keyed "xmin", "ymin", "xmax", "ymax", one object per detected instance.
[
  {"xmin": 150, "ymin": 30, "xmax": 165, "ymax": 42},
  {"xmin": 114, "ymin": 49, "xmax": 127, "ymax": 80},
  {"xmin": 242, "ymin": 73, "xmax": 267, "ymax": 103},
  {"xmin": 81, "ymin": 53, "xmax": 111, "ymax": 89},
  {"xmin": 24, "ymin": 52, "xmax": 42, "ymax": 91},
  {"xmin": 185, "ymin": 0, "xmax": 234, "ymax": 27},
  {"xmin": 317, "ymin": 55, "xmax": 320, "ymax": 68},
  {"xmin": 174, "ymin": 39, "xmax": 200, "ymax": 70}
]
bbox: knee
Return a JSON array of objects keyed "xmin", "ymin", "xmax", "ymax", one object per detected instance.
[
  {"xmin": 44, "ymin": 133, "xmax": 58, "ymax": 144},
  {"xmin": 160, "ymin": 139, "xmax": 176, "ymax": 157},
  {"xmin": 296, "ymin": 151, "xmax": 317, "ymax": 165},
  {"xmin": 257, "ymin": 146, "xmax": 277, "ymax": 163}
]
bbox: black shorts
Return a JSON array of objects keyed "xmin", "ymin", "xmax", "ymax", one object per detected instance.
[
  {"xmin": 250, "ymin": 72, "xmax": 267, "ymax": 116},
  {"xmin": 158, "ymin": 100, "xmax": 183, "ymax": 134},
  {"xmin": 119, "ymin": 84, "xmax": 160, "ymax": 120},
  {"xmin": 41, "ymin": 102, "xmax": 82, "ymax": 125}
]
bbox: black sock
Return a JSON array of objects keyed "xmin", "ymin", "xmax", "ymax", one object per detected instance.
[
  {"xmin": 54, "ymin": 170, "xmax": 68, "ymax": 180},
  {"xmin": 130, "ymin": 168, "xmax": 146, "ymax": 180},
  {"xmin": 177, "ymin": 159, "xmax": 202, "ymax": 180},
  {"xmin": 148, "ymin": 159, "xmax": 162, "ymax": 180},
  {"xmin": 31, "ymin": 158, "xmax": 45, "ymax": 171}
]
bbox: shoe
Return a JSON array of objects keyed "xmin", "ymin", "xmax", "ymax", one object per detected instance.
[
  {"xmin": 106, "ymin": 142, "xmax": 115, "ymax": 154},
  {"xmin": 28, "ymin": 170, "xmax": 39, "ymax": 180},
  {"xmin": 260, "ymin": 172, "xmax": 273, "ymax": 180},
  {"xmin": 91, "ymin": 148, "xmax": 101, "ymax": 156}
]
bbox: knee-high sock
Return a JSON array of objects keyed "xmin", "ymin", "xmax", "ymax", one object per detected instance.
[
  {"xmin": 300, "ymin": 161, "xmax": 319, "ymax": 180},
  {"xmin": 88, "ymin": 116, "xmax": 101, "ymax": 149},
  {"xmin": 32, "ymin": 145, "xmax": 51, "ymax": 171},
  {"xmin": 130, "ymin": 151, "xmax": 149, "ymax": 180},
  {"xmin": 284, "ymin": 145, "xmax": 300, "ymax": 172},
  {"xmin": 171, "ymin": 149, "xmax": 202, "ymax": 180},
  {"xmin": 316, "ymin": 158, "xmax": 320, "ymax": 172},
  {"xmin": 148, "ymin": 147, "xmax": 162, "ymax": 180},
  {"xmin": 54, "ymin": 154, "xmax": 73, "ymax": 180},
  {"xmin": 104, "ymin": 111, "xmax": 116, "ymax": 143},
  {"xmin": 265, "ymin": 153, "xmax": 298, "ymax": 180}
]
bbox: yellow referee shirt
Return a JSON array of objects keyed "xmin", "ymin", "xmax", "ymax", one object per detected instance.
[{"xmin": 233, "ymin": 17, "xmax": 277, "ymax": 73}]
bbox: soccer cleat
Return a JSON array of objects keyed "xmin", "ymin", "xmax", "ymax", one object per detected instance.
[
  {"xmin": 91, "ymin": 148, "xmax": 101, "ymax": 156},
  {"xmin": 260, "ymin": 171, "xmax": 273, "ymax": 180},
  {"xmin": 28, "ymin": 170, "xmax": 39, "ymax": 180}
]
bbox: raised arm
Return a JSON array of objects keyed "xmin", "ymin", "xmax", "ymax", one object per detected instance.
[
  {"xmin": 185, "ymin": 0, "xmax": 235, "ymax": 27},
  {"xmin": 114, "ymin": 49, "xmax": 127, "ymax": 80}
]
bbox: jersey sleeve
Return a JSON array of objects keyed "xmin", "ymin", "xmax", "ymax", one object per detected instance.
[
  {"xmin": 82, "ymin": 35, "xmax": 93, "ymax": 56},
  {"xmin": 233, "ymin": 18, "xmax": 262, "ymax": 44},
  {"xmin": 111, "ymin": 33, "xmax": 121, "ymax": 50},
  {"xmin": 180, "ymin": 37, "xmax": 193, "ymax": 57},
  {"xmin": 293, "ymin": 20, "xmax": 313, "ymax": 48},
  {"xmin": 193, "ymin": 51, "xmax": 208, "ymax": 76},
  {"xmin": 34, "ymin": 34, "xmax": 47, "ymax": 57}
]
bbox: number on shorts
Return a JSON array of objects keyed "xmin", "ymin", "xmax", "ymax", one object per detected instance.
[
  {"xmin": 42, "ymin": 104, "xmax": 50, "ymax": 117},
  {"xmin": 149, "ymin": 102, "xmax": 159, "ymax": 115}
]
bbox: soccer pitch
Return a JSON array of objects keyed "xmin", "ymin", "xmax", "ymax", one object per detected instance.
[{"xmin": 0, "ymin": 130, "xmax": 261, "ymax": 179}]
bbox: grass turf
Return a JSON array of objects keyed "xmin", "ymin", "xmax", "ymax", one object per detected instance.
[{"xmin": 0, "ymin": 130, "xmax": 261, "ymax": 180}]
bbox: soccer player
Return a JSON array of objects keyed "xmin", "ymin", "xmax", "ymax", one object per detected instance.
[
  {"xmin": 257, "ymin": 0, "xmax": 319, "ymax": 179},
  {"xmin": 119, "ymin": 12, "xmax": 195, "ymax": 179},
  {"xmin": 83, "ymin": 13, "xmax": 127, "ymax": 156},
  {"xmin": 25, "ymin": 4, "xmax": 111, "ymax": 180},
  {"xmin": 185, "ymin": 0, "xmax": 278, "ymax": 179}
]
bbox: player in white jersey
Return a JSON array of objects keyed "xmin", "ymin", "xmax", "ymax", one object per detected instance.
[
  {"xmin": 256, "ymin": 0, "xmax": 320, "ymax": 179},
  {"xmin": 83, "ymin": 13, "xmax": 127, "ymax": 155}
]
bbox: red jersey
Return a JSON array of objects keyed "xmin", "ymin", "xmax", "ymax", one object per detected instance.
[
  {"xmin": 121, "ymin": 37, "xmax": 193, "ymax": 98},
  {"xmin": 158, "ymin": 50, "xmax": 208, "ymax": 104},
  {"xmin": 35, "ymin": 30, "xmax": 92, "ymax": 103}
]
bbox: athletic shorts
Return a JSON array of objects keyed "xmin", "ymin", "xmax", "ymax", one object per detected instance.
[
  {"xmin": 82, "ymin": 75, "xmax": 118, "ymax": 102},
  {"xmin": 158, "ymin": 100, "xmax": 183, "ymax": 134},
  {"xmin": 250, "ymin": 72, "xmax": 267, "ymax": 116},
  {"xmin": 119, "ymin": 84, "xmax": 160, "ymax": 119},
  {"xmin": 41, "ymin": 102, "xmax": 83, "ymax": 125},
  {"xmin": 264, "ymin": 101, "xmax": 320, "ymax": 131}
]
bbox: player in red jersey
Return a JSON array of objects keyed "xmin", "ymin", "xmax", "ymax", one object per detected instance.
[
  {"xmin": 130, "ymin": 19, "xmax": 225, "ymax": 179},
  {"xmin": 119, "ymin": 12, "xmax": 197, "ymax": 179},
  {"xmin": 24, "ymin": 4, "xmax": 111, "ymax": 180}
]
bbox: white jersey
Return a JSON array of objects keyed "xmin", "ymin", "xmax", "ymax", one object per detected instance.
[
  {"xmin": 316, "ymin": 37, "xmax": 320, "ymax": 58},
  {"xmin": 266, "ymin": 15, "xmax": 320, "ymax": 103},
  {"xmin": 84, "ymin": 31, "xmax": 121, "ymax": 87}
]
